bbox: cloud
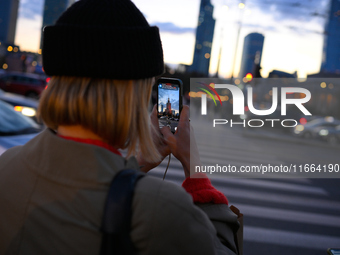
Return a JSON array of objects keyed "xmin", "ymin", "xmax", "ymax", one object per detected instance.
[
  {"xmin": 170, "ymin": 99, "xmax": 179, "ymax": 112},
  {"xmin": 241, "ymin": 23, "xmax": 278, "ymax": 32},
  {"xmin": 151, "ymin": 22, "xmax": 195, "ymax": 34},
  {"xmin": 250, "ymin": 0, "xmax": 329, "ymax": 24},
  {"xmin": 18, "ymin": 0, "xmax": 43, "ymax": 20},
  {"xmin": 234, "ymin": 0, "xmax": 328, "ymax": 36}
]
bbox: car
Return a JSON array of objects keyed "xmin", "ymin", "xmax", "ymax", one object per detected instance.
[
  {"xmin": 317, "ymin": 125, "xmax": 340, "ymax": 145},
  {"xmin": 293, "ymin": 117, "xmax": 340, "ymax": 139},
  {"xmin": 0, "ymin": 88, "xmax": 40, "ymax": 124},
  {"xmin": 0, "ymin": 72, "xmax": 48, "ymax": 99},
  {"xmin": 0, "ymin": 100, "xmax": 42, "ymax": 156}
]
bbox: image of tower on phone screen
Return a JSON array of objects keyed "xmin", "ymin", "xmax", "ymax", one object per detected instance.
[{"xmin": 157, "ymin": 83, "xmax": 180, "ymax": 118}]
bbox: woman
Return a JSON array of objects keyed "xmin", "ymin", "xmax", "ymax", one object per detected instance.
[{"xmin": 0, "ymin": 0, "xmax": 240, "ymax": 254}]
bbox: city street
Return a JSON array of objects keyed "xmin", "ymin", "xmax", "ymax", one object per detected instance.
[
  {"xmin": 149, "ymin": 120, "xmax": 340, "ymax": 255},
  {"xmin": 1, "ymin": 0, "xmax": 340, "ymax": 253}
]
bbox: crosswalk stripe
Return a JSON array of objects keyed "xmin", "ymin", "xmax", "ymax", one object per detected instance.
[
  {"xmin": 210, "ymin": 177, "xmax": 328, "ymax": 195},
  {"xmin": 196, "ymin": 143, "xmax": 279, "ymax": 159},
  {"xmin": 235, "ymin": 203, "xmax": 340, "ymax": 227},
  {"xmin": 244, "ymin": 226, "xmax": 340, "ymax": 249},
  {"xmin": 217, "ymin": 186, "xmax": 340, "ymax": 211},
  {"xmin": 149, "ymin": 168, "xmax": 327, "ymax": 196},
  {"xmin": 199, "ymin": 150, "xmax": 283, "ymax": 165}
]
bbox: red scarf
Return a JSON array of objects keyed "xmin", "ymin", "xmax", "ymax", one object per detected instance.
[{"xmin": 58, "ymin": 135, "xmax": 122, "ymax": 156}]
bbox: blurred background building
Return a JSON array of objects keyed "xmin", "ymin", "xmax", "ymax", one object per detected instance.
[
  {"xmin": 238, "ymin": 32, "xmax": 264, "ymax": 79},
  {"xmin": 188, "ymin": 0, "xmax": 215, "ymax": 77},
  {"xmin": 0, "ymin": 0, "xmax": 20, "ymax": 72},
  {"xmin": 0, "ymin": 0, "xmax": 75, "ymax": 72},
  {"xmin": 320, "ymin": 0, "xmax": 340, "ymax": 74},
  {"xmin": 0, "ymin": 0, "xmax": 19, "ymax": 45},
  {"xmin": 40, "ymin": 0, "xmax": 75, "ymax": 48}
]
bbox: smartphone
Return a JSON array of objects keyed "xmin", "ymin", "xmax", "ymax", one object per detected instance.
[
  {"xmin": 328, "ymin": 248, "xmax": 340, "ymax": 255},
  {"xmin": 155, "ymin": 77, "xmax": 183, "ymax": 133}
]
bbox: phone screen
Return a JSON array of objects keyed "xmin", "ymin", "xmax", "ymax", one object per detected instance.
[{"xmin": 157, "ymin": 79, "xmax": 182, "ymax": 133}]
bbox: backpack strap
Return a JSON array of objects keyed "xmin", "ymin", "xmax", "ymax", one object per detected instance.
[{"xmin": 100, "ymin": 169, "xmax": 145, "ymax": 255}]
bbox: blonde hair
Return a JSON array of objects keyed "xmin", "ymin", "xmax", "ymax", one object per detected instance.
[{"xmin": 38, "ymin": 76, "xmax": 160, "ymax": 163}]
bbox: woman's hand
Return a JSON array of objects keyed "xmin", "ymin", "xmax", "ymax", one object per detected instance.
[
  {"xmin": 137, "ymin": 105, "xmax": 171, "ymax": 173},
  {"xmin": 160, "ymin": 106, "xmax": 201, "ymax": 178}
]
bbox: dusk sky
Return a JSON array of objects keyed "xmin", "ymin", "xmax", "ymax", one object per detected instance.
[{"xmin": 14, "ymin": 0, "xmax": 329, "ymax": 78}]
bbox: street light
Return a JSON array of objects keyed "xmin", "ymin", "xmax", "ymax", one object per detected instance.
[{"xmin": 230, "ymin": 0, "xmax": 247, "ymax": 81}]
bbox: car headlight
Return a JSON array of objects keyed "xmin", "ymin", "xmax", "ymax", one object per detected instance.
[
  {"xmin": 319, "ymin": 129, "xmax": 329, "ymax": 136},
  {"xmin": 14, "ymin": 106, "xmax": 36, "ymax": 117}
]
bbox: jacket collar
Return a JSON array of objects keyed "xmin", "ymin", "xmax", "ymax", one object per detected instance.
[{"xmin": 20, "ymin": 129, "xmax": 139, "ymax": 187}]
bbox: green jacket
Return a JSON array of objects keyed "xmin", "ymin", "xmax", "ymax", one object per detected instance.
[{"xmin": 0, "ymin": 129, "xmax": 239, "ymax": 255}]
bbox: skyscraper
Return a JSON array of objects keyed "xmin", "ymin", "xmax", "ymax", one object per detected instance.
[
  {"xmin": 238, "ymin": 33, "xmax": 264, "ymax": 78},
  {"xmin": 41, "ymin": 0, "xmax": 75, "ymax": 48},
  {"xmin": 189, "ymin": 0, "xmax": 215, "ymax": 76},
  {"xmin": 321, "ymin": 0, "xmax": 340, "ymax": 73},
  {"xmin": 0, "ymin": 0, "xmax": 19, "ymax": 44}
]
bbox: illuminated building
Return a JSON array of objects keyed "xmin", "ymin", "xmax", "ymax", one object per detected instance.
[
  {"xmin": 238, "ymin": 33, "xmax": 264, "ymax": 79},
  {"xmin": 321, "ymin": 0, "xmax": 340, "ymax": 73},
  {"xmin": 189, "ymin": 0, "xmax": 215, "ymax": 76}
]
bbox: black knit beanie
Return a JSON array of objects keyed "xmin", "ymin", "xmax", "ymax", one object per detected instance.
[{"xmin": 42, "ymin": 0, "xmax": 164, "ymax": 79}]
